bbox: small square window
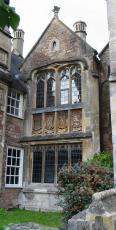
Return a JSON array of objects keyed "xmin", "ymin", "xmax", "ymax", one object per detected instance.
[{"xmin": 7, "ymin": 89, "xmax": 23, "ymax": 118}]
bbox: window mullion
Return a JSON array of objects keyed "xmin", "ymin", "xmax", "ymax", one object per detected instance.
[{"xmin": 44, "ymin": 78, "xmax": 47, "ymax": 108}]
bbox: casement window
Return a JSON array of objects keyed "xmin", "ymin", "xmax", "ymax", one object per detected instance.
[
  {"xmin": 36, "ymin": 64, "xmax": 81, "ymax": 108},
  {"xmin": 7, "ymin": 89, "xmax": 23, "ymax": 118},
  {"xmin": 32, "ymin": 143, "xmax": 82, "ymax": 184},
  {"xmin": 5, "ymin": 147, "xmax": 24, "ymax": 187}
]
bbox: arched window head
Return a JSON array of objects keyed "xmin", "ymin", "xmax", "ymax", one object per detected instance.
[
  {"xmin": 36, "ymin": 78, "xmax": 44, "ymax": 108},
  {"xmin": 49, "ymin": 38, "xmax": 60, "ymax": 52},
  {"xmin": 60, "ymin": 68, "xmax": 69, "ymax": 105},
  {"xmin": 47, "ymin": 71, "xmax": 56, "ymax": 107},
  {"xmin": 71, "ymin": 66, "xmax": 81, "ymax": 104},
  {"xmin": 52, "ymin": 41, "xmax": 57, "ymax": 51}
]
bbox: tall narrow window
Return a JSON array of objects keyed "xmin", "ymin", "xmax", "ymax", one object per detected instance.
[
  {"xmin": 32, "ymin": 149, "xmax": 42, "ymax": 183},
  {"xmin": 36, "ymin": 79, "xmax": 44, "ymax": 108},
  {"xmin": 47, "ymin": 72, "xmax": 56, "ymax": 107},
  {"xmin": 71, "ymin": 66, "xmax": 81, "ymax": 104},
  {"xmin": 5, "ymin": 147, "xmax": 23, "ymax": 187},
  {"xmin": 58, "ymin": 145, "xmax": 68, "ymax": 171},
  {"xmin": 44, "ymin": 146, "xmax": 55, "ymax": 183},
  {"xmin": 60, "ymin": 69, "xmax": 69, "ymax": 105}
]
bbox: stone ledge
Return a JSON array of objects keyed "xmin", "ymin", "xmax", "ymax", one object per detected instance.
[{"xmin": 93, "ymin": 188, "xmax": 116, "ymax": 201}]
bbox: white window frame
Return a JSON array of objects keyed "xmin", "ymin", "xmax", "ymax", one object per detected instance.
[
  {"xmin": 7, "ymin": 89, "xmax": 24, "ymax": 119},
  {"xmin": 5, "ymin": 146, "xmax": 24, "ymax": 188}
]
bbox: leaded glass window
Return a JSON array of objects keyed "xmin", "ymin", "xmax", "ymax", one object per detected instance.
[
  {"xmin": 60, "ymin": 69, "xmax": 69, "ymax": 105},
  {"xmin": 47, "ymin": 72, "xmax": 56, "ymax": 107},
  {"xmin": 71, "ymin": 66, "xmax": 81, "ymax": 104},
  {"xmin": 36, "ymin": 79, "xmax": 44, "ymax": 108},
  {"xmin": 32, "ymin": 143, "xmax": 82, "ymax": 184},
  {"xmin": 44, "ymin": 146, "xmax": 55, "ymax": 183}
]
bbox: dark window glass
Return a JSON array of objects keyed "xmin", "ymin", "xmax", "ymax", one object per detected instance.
[
  {"xmin": 71, "ymin": 144, "xmax": 82, "ymax": 166},
  {"xmin": 7, "ymin": 167, "xmax": 10, "ymax": 175},
  {"xmin": 13, "ymin": 149, "xmax": 16, "ymax": 157},
  {"xmin": 7, "ymin": 157, "xmax": 11, "ymax": 165},
  {"xmin": 11, "ymin": 99, "xmax": 15, "ymax": 106},
  {"xmin": 11, "ymin": 167, "xmax": 15, "ymax": 175},
  {"xmin": 17, "ymin": 150, "xmax": 20, "ymax": 158},
  {"xmin": 12, "ymin": 157, "xmax": 16, "ymax": 166},
  {"xmin": 15, "ymin": 176, "xmax": 19, "ymax": 184},
  {"xmin": 32, "ymin": 150, "xmax": 42, "ymax": 183},
  {"xmin": 58, "ymin": 146, "xmax": 68, "ymax": 171},
  {"xmin": 47, "ymin": 75, "xmax": 55, "ymax": 107},
  {"xmin": 16, "ymin": 168, "xmax": 19, "ymax": 175},
  {"xmin": 11, "ymin": 107, "xmax": 14, "ymax": 115},
  {"xmin": 11, "ymin": 176, "xmax": 14, "ymax": 184},
  {"xmin": 36, "ymin": 80, "xmax": 44, "ymax": 108},
  {"xmin": 17, "ymin": 158, "xmax": 20, "ymax": 166},
  {"xmin": 44, "ymin": 148, "xmax": 55, "ymax": 183},
  {"xmin": 8, "ymin": 148, "xmax": 12, "ymax": 156},
  {"xmin": 6, "ymin": 176, "xmax": 10, "ymax": 184}
]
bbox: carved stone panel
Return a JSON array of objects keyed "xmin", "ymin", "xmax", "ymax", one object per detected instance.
[
  {"xmin": 44, "ymin": 113, "xmax": 54, "ymax": 134},
  {"xmin": 57, "ymin": 111, "xmax": 68, "ymax": 133},
  {"xmin": 33, "ymin": 114, "xmax": 42, "ymax": 135},
  {"xmin": 71, "ymin": 109, "xmax": 82, "ymax": 132}
]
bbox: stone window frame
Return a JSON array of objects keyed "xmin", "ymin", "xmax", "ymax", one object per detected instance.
[
  {"xmin": 0, "ymin": 47, "xmax": 8, "ymax": 67},
  {"xmin": 36, "ymin": 64, "xmax": 82, "ymax": 109},
  {"xmin": 49, "ymin": 38, "xmax": 60, "ymax": 52},
  {"xmin": 5, "ymin": 146, "xmax": 24, "ymax": 188},
  {"xmin": 7, "ymin": 88, "xmax": 24, "ymax": 119},
  {"xmin": 32, "ymin": 143, "xmax": 82, "ymax": 184}
]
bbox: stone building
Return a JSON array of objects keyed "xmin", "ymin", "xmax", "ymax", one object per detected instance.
[{"xmin": 0, "ymin": 6, "xmax": 112, "ymax": 210}]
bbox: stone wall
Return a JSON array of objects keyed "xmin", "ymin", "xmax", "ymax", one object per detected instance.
[
  {"xmin": 68, "ymin": 189, "xmax": 116, "ymax": 230},
  {"xmin": 0, "ymin": 188, "xmax": 21, "ymax": 208},
  {"xmin": 100, "ymin": 45, "xmax": 112, "ymax": 152}
]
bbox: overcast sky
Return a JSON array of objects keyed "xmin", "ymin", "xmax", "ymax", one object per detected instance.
[{"xmin": 10, "ymin": 0, "xmax": 108, "ymax": 57}]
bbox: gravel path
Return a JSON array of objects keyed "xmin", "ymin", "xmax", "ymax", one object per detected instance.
[{"xmin": 5, "ymin": 223, "xmax": 60, "ymax": 230}]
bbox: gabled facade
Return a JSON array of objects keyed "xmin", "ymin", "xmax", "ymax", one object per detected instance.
[{"xmin": 0, "ymin": 6, "xmax": 112, "ymax": 211}]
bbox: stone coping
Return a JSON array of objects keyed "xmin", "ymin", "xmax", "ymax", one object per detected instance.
[
  {"xmin": 92, "ymin": 188, "xmax": 116, "ymax": 201},
  {"xmin": 5, "ymin": 223, "xmax": 60, "ymax": 230}
]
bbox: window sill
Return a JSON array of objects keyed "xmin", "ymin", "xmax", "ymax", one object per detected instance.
[
  {"xmin": 5, "ymin": 185, "xmax": 23, "ymax": 188},
  {"xmin": 7, "ymin": 113, "xmax": 24, "ymax": 120},
  {"xmin": 22, "ymin": 184, "xmax": 58, "ymax": 194},
  {"xmin": 32, "ymin": 103, "xmax": 83, "ymax": 114}
]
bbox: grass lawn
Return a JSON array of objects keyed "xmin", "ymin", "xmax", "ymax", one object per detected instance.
[{"xmin": 0, "ymin": 208, "xmax": 63, "ymax": 230}]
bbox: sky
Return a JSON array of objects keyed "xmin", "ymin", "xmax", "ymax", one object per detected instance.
[{"xmin": 10, "ymin": 0, "xmax": 109, "ymax": 58}]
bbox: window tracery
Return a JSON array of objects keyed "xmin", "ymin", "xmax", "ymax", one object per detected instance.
[{"xmin": 36, "ymin": 64, "xmax": 82, "ymax": 108}]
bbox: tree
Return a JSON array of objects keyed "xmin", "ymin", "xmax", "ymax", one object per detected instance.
[{"xmin": 0, "ymin": 0, "xmax": 20, "ymax": 30}]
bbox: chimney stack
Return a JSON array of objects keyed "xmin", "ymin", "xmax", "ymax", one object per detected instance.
[
  {"xmin": 73, "ymin": 21, "xmax": 87, "ymax": 41},
  {"xmin": 12, "ymin": 29, "xmax": 24, "ymax": 57}
]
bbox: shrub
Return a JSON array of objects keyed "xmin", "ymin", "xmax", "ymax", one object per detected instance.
[
  {"xmin": 58, "ymin": 153, "xmax": 114, "ymax": 223},
  {"xmin": 89, "ymin": 151, "xmax": 113, "ymax": 169}
]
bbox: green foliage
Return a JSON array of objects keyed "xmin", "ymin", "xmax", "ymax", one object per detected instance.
[
  {"xmin": 0, "ymin": 0, "xmax": 20, "ymax": 30},
  {"xmin": 0, "ymin": 209, "xmax": 63, "ymax": 230},
  {"xmin": 58, "ymin": 153, "xmax": 114, "ymax": 223},
  {"xmin": 89, "ymin": 151, "xmax": 113, "ymax": 168}
]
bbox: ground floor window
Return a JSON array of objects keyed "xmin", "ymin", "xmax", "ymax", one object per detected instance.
[
  {"xmin": 32, "ymin": 143, "xmax": 82, "ymax": 184},
  {"xmin": 5, "ymin": 146, "xmax": 24, "ymax": 187}
]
